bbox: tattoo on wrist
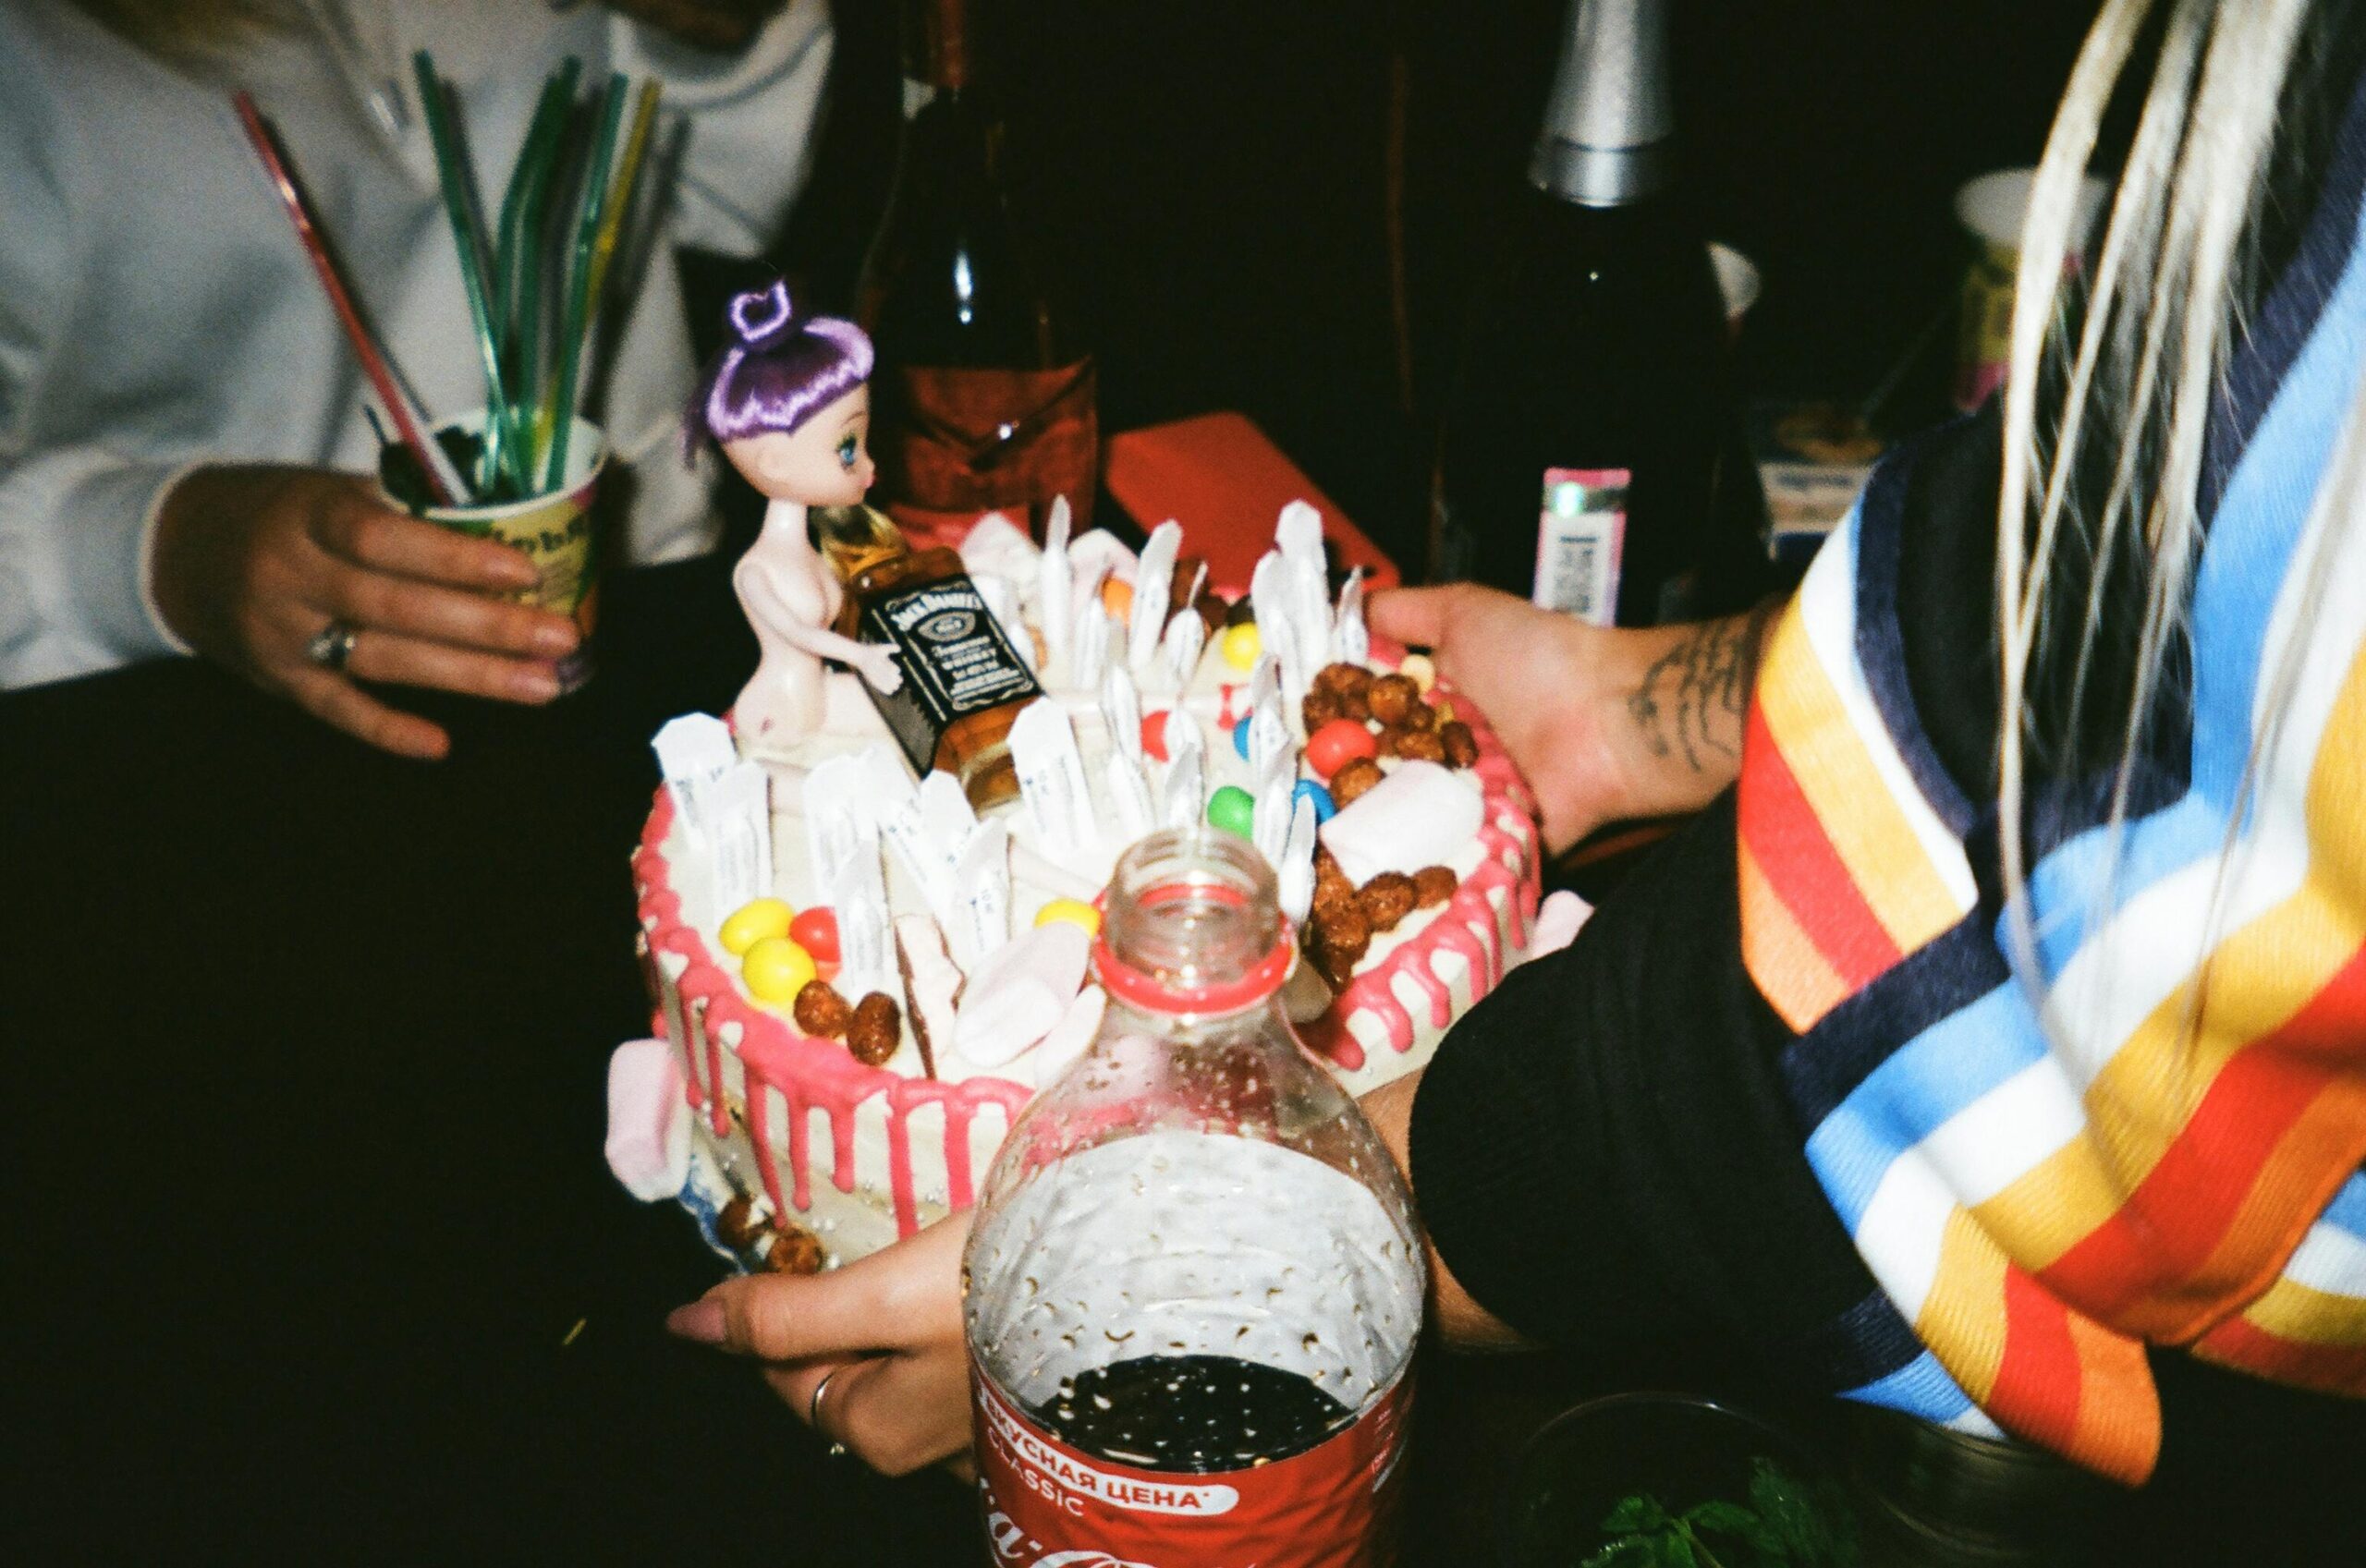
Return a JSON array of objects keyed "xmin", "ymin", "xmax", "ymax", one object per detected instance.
[{"xmin": 1625, "ymin": 602, "xmax": 1779, "ymax": 774}]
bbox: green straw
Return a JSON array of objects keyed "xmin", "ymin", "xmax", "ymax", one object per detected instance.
[
  {"xmin": 411, "ymin": 51, "xmax": 517, "ymax": 494},
  {"xmin": 542, "ymin": 73, "xmax": 628, "ymax": 493},
  {"xmin": 494, "ymin": 62, "xmax": 579, "ymax": 432}
]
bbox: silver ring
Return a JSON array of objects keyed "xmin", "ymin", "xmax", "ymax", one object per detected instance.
[
  {"xmin": 809, "ymin": 1366, "xmax": 848, "ymax": 1457},
  {"xmin": 304, "ymin": 618, "xmax": 359, "ymax": 672}
]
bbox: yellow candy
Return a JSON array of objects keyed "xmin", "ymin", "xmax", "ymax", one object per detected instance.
[
  {"xmin": 1398, "ymin": 652, "xmax": 1437, "ymax": 693},
  {"xmin": 1034, "ymin": 897, "xmax": 1103, "ymax": 937},
  {"xmin": 1219, "ymin": 622, "xmax": 1262, "ymax": 671},
  {"xmin": 742, "ymin": 937, "xmax": 817, "ymax": 1004},
  {"xmin": 1101, "ymin": 577, "xmax": 1135, "ymax": 617},
  {"xmin": 720, "ymin": 897, "xmax": 795, "ymax": 956}
]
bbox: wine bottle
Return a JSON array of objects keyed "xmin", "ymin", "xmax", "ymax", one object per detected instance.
[
  {"xmin": 858, "ymin": 0, "xmax": 1097, "ymax": 551},
  {"xmin": 1429, "ymin": 0, "xmax": 1760, "ymax": 626}
]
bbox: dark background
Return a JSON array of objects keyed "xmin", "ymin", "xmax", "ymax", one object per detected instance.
[{"xmin": 737, "ymin": 0, "xmax": 2110, "ymax": 567}]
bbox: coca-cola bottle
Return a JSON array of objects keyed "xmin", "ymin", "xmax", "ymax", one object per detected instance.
[{"xmin": 965, "ymin": 830, "xmax": 1426, "ymax": 1568}]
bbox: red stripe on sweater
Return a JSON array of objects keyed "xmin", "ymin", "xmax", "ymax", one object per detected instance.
[
  {"xmin": 2195, "ymin": 1314, "xmax": 2366, "ymax": 1392},
  {"xmin": 1988, "ymin": 1265, "xmax": 2086, "ymax": 1454},
  {"xmin": 2040, "ymin": 941, "xmax": 2366, "ymax": 1328},
  {"xmin": 1738, "ymin": 704, "xmax": 1902, "ymax": 990}
]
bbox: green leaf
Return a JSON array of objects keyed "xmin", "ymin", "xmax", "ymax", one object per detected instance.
[
  {"xmin": 1581, "ymin": 1538, "xmax": 1657, "ymax": 1568},
  {"xmin": 1603, "ymin": 1493, "xmax": 1672, "ymax": 1534},
  {"xmin": 1658, "ymin": 1531, "xmax": 1700, "ymax": 1568}
]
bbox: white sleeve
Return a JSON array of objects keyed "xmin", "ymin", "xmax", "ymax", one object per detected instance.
[
  {"xmin": 609, "ymin": 1, "xmax": 836, "ymax": 260},
  {"xmin": 0, "ymin": 46, "xmax": 193, "ymax": 690}
]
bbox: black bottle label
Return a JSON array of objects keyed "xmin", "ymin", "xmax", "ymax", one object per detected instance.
[{"xmin": 858, "ymin": 573, "xmax": 1042, "ymax": 774}]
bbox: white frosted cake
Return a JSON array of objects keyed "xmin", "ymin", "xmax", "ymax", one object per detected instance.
[{"xmin": 615, "ymin": 504, "xmax": 1546, "ymax": 1271}]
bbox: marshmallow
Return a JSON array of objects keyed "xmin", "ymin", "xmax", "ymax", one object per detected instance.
[
  {"xmin": 955, "ymin": 921, "xmax": 1092, "ymax": 1067},
  {"xmin": 604, "ymin": 1039, "xmax": 689, "ymax": 1202},
  {"xmin": 1528, "ymin": 890, "xmax": 1594, "ymax": 957},
  {"xmin": 1317, "ymin": 761, "xmax": 1482, "ymax": 885}
]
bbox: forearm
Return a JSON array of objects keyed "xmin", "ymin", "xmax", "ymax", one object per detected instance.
[
  {"xmin": 1359, "ymin": 1073, "xmax": 1529, "ymax": 1350},
  {"xmin": 1595, "ymin": 600, "xmax": 1781, "ymax": 823}
]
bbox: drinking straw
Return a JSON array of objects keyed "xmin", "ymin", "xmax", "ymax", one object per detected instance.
[
  {"xmin": 411, "ymin": 52, "xmax": 518, "ymax": 495},
  {"xmin": 542, "ymin": 73, "xmax": 628, "ymax": 492},
  {"xmin": 230, "ymin": 91, "xmax": 469, "ymax": 504},
  {"xmin": 494, "ymin": 63, "xmax": 580, "ymax": 410},
  {"xmin": 583, "ymin": 82, "xmax": 661, "ymax": 336}
]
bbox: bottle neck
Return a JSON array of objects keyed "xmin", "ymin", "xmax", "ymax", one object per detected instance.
[
  {"xmin": 903, "ymin": 0, "xmax": 984, "ymax": 108},
  {"xmin": 1530, "ymin": 0, "xmax": 1676, "ymax": 208}
]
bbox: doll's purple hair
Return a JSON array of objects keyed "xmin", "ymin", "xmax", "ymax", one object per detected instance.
[{"xmin": 690, "ymin": 280, "xmax": 873, "ymax": 455}]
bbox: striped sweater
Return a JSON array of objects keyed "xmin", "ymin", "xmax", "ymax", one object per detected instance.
[{"xmin": 1738, "ymin": 103, "xmax": 2366, "ymax": 1480}]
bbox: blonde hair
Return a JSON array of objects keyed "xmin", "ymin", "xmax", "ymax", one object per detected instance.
[{"xmin": 1995, "ymin": 0, "xmax": 2353, "ymax": 991}]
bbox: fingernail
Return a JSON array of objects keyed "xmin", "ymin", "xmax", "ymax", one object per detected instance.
[
  {"xmin": 665, "ymin": 1299, "xmax": 726, "ymax": 1345},
  {"xmin": 532, "ymin": 623, "xmax": 579, "ymax": 657},
  {"xmin": 512, "ymin": 668, "xmax": 562, "ymax": 702}
]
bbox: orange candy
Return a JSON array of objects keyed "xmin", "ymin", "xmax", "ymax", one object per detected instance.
[
  {"xmin": 1101, "ymin": 577, "xmax": 1135, "ymax": 617},
  {"xmin": 1305, "ymin": 718, "xmax": 1380, "ymax": 781},
  {"xmin": 789, "ymin": 906, "xmax": 840, "ymax": 966}
]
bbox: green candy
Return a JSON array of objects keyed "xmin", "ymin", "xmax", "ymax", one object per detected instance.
[{"xmin": 1206, "ymin": 784, "xmax": 1257, "ymax": 838}]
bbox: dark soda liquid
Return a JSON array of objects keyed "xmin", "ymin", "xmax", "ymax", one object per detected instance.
[{"xmin": 1027, "ymin": 1354, "xmax": 1353, "ymax": 1474}]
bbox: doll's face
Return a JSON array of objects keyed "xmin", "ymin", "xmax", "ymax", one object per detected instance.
[{"xmin": 722, "ymin": 386, "xmax": 874, "ymax": 505}]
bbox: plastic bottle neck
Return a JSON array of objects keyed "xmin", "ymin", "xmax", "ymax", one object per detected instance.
[{"xmin": 1530, "ymin": 0, "xmax": 1677, "ymax": 208}]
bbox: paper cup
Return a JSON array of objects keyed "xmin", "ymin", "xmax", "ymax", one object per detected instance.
[
  {"xmin": 377, "ymin": 407, "xmax": 608, "ymax": 692},
  {"xmin": 1952, "ymin": 167, "xmax": 2112, "ymax": 411}
]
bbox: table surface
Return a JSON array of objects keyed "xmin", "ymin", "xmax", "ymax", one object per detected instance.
[{"xmin": 8, "ymin": 554, "xmax": 2363, "ymax": 1564}]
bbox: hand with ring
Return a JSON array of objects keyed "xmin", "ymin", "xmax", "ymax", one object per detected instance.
[
  {"xmin": 149, "ymin": 464, "xmax": 580, "ymax": 760},
  {"xmin": 667, "ymin": 1212, "xmax": 973, "ymax": 1477}
]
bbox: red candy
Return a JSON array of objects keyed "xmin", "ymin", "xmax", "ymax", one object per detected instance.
[
  {"xmin": 789, "ymin": 906, "xmax": 840, "ymax": 966},
  {"xmin": 1140, "ymin": 711, "xmax": 1171, "ymax": 761},
  {"xmin": 1305, "ymin": 718, "xmax": 1379, "ymax": 781}
]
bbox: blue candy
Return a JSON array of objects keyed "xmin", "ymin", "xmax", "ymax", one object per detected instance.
[
  {"xmin": 1293, "ymin": 779, "xmax": 1336, "ymax": 824},
  {"xmin": 1232, "ymin": 714, "xmax": 1253, "ymax": 760}
]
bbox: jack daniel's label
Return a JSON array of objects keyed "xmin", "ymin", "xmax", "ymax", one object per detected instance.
[{"xmin": 859, "ymin": 573, "xmax": 1042, "ymax": 776}]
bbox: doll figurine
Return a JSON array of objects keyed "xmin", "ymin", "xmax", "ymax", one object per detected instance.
[{"xmin": 695, "ymin": 280, "xmax": 902, "ymax": 754}]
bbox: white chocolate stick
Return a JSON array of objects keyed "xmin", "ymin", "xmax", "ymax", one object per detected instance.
[
  {"xmin": 1008, "ymin": 699, "xmax": 1098, "ymax": 866},
  {"xmin": 1252, "ymin": 772, "xmax": 1295, "ymax": 868},
  {"xmin": 1104, "ymin": 749, "xmax": 1156, "ymax": 844},
  {"xmin": 945, "ymin": 820, "xmax": 1012, "ymax": 970},
  {"xmin": 1068, "ymin": 592, "xmax": 1111, "ymax": 691},
  {"xmin": 1039, "ymin": 496, "xmax": 1073, "ymax": 672},
  {"xmin": 1128, "ymin": 520, "xmax": 1180, "ymax": 676},
  {"xmin": 1332, "ymin": 566, "xmax": 1369, "ymax": 666},
  {"xmin": 1098, "ymin": 663, "xmax": 1144, "ymax": 764},
  {"xmin": 1161, "ymin": 746, "xmax": 1204, "ymax": 833},
  {"xmin": 1276, "ymin": 499, "xmax": 1333, "ymax": 669},
  {"xmin": 1159, "ymin": 607, "xmax": 1207, "ymax": 694},
  {"xmin": 1250, "ymin": 552, "xmax": 1308, "ymax": 703},
  {"xmin": 974, "ymin": 573, "xmax": 1036, "ymax": 674},
  {"xmin": 1277, "ymin": 792, "xmax": 1320, "ymax": 926}
]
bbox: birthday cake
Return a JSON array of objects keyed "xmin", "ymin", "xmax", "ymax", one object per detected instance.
[{"xmin": 615, "ymin": 503, "xmax": 1553, "ymax": 1270}]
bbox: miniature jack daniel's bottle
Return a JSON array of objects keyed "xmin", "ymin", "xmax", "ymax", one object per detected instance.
[
  {"xmin": 964, "ymin": 829, "xmax": 1425, "ymax": 1567},
  {"xmin": 814, "ymin": 504, "xmax": 1040, "ymax": 809}
]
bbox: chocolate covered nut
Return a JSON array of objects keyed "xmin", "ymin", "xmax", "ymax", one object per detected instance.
[
  {"xmin": 1399, "ymin": 697, "xmax": 1438, "ymax": 732},
  {"xmin": 1329, "ymin": 756, "xmax": 1384, "ymax": 807},
  {"xmin": 1439, "ymin": 720, "xmax": 1480, "ymax": 769},
  {"xmin": 1392, "ymin": 727, "xmax": 1446, "ymax": 764},
  {"xmin": 1359, "ymin": 871, "xmax": 1418, "ymax": 933},
  {"xmin": 845, "ymin": 991, "xmax": 902, "ymax": 1066},
  {"xmin": 793, "ymin": 979, "xmax": 852, "ymax": 1039},
  {"xmin": 762, "ymin": 1225, "xmax": 826, "ymax": 1275},
  {"xmin": 715, "ymin": 1195, "xmax": 768, "ymax": 1251},
  {"xmin": 1413, "ymin": 866, "xmax": 1458, "ymax": 908},
  {"xmin": 1367, "ymin": 673, "xmax": 1420, "ymax": 726},
  {"xmin": 1310, "ymin": 904, "xmax": 1373, "ymax": 984},
  {"xmin": 1301, "ymin": 689, "xmax": 1344, "ymax": 732}
]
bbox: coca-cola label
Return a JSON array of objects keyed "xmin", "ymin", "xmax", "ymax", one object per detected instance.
[{"xmin": 972, "ymin": 1367, "xmax": 1414, "ymax": 1568}]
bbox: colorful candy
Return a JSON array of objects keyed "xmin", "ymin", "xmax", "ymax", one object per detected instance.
[
  {"xmin": 1219, "ymin": 622, "xmax": 1262, "ymax": 671},
  {"xmin": 1034, "ymin": 897, "xmax": 1104, "ymax": 937},
  {"xmin": 719, "ymin": 897, "xmax": 793, "ymax": 956},
  {"xmin": 1232, "ymin": 714, "xmax": 1253, "ymax": 760},
  {"xmin": 1101, "ymin": 577, "xmax": 1135, "ymax": 617},
  {"xmin": 788, "ymin": 906, "xmax": 840, "ymax": 966},
  {"xmin": 1206, "ymin": 784, "xmax": 1257, "ymax": 838},
  {"xmin": 742, "ymin": 937, "xmax": 818, "ymax": 1005},
  {"xmin": 1304, "ymin": 718, "xmax": 1380, "ymax": 781},
  {"xmin": 1292, "ymin": 779, "xmax": 1336, "ymax": 824},
  {"xmin": 1140, "ymin": 710, "xmax": 1171, "ymax": 761},
  {"xmin": 1398, "ymin": 652, "xmax": 1437, "ymax": 693}
]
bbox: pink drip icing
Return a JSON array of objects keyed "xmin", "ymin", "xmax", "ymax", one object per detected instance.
[{"xmin": 741, "ymin": 1077, "xmax": 787, "ymax": 1220}]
